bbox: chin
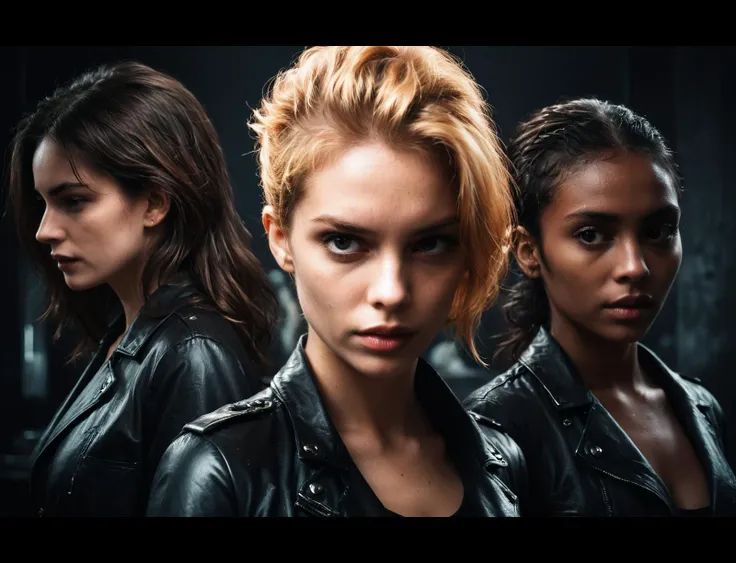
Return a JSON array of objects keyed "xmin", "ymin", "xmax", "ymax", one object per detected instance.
[
  {"xmin": 344, "ymin": 347, "xmax": 420, "ymax": 380},
  {"xmin": 598, "ymin": 322, "xmax": 653, "ymax": 344},
  {"xmin": 63, "ymin": 274, "xmax": 103, "ymax": 292}
]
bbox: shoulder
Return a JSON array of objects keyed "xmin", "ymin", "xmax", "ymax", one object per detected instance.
[
  {"xmin": 677, "ymin": 372, "xmax": 718, "ymax": 400},
  {"xmin": 184, "ymin": 389, "xmax": 282, "ymax": 436},
  {"xmin": 639, "ymin": 343, "xmax": 722, "ymax": 410},
  {"xmin": 467, "ymin": 409, "xmax": 528, "ymax": 496},
  {"xmin": 167, "ymin": 388, "xmax": 290, "ymax": 472},
  {"xmin": 152, "ymin": 305, "xmax": 245, "ymax": 356},
  {"xmin": 156, "ymin": 429, "xmax": 227, "ymax": 478},
  {"xmin": 468, "ymin": 410, "xmax": 521, "ymax": 459},
  {"xmin": 177, "ymin": 388, "xmax": 288, "ymax": 452},
  {"xmin": 462, "ymin": 361, "xmax": 540, "ymax": 416},
  {"xmin": 145, "ymin": 306, "xmax": 257, "ymax": 379},
  {"xmin": 673, "ymin": 372, "xmax": 725, "ymax": 422},
  {"xmin": 148, "ymin": 429, "xmax": 238, "ymax": 516},
  {"xmin": 137, "ymin": 310, "xmax": 263, "ymax": 400}
]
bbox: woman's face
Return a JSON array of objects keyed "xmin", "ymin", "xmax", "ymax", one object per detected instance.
[
  {"xmin": 265, "ymin": 142, "xmax": 467, "ymax": 379},
  {"xmin": 33, "ymin": 137, "xmax": 166, "ymax": 292},
  {"xmin": 520, "ymin": 150, "xmax": 682, "ymax": 345}
]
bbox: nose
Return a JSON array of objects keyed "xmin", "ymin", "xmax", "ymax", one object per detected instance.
[
  {"xmin": 612, "ymin": 237, "xmax": 650, "ymax": 283},
  {"xmin": 35, "ymin": 208, "xmax": 65, "ymax": 246},
  {"xmin": 366, "ymin": 253, "xmax": 409, "ymax": 311}
]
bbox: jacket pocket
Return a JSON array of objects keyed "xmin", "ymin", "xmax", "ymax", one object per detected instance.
[{"xmin": 71, "ymin": 455, "xmax": 142, "ymax": 517}]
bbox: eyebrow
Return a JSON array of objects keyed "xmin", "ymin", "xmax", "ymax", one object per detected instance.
[
  {"xmin": 312, "ymin": 214, "xmax": 460, "ymax": 236},
  {"xmin": 36, "ymin": 182, "xmax": 89, "ymax": 197},
  {"xmin": 564, "ymin": 203, "xmax": 680, "ymax": 223}
]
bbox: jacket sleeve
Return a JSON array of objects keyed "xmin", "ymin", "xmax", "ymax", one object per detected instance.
[
  {"xmin": 142, "ymin": 336, "xmax": 259, "ymax": 482},
  {"xmin": 146, "ymin": 433, "xmax": 238, "ymax": 516}
]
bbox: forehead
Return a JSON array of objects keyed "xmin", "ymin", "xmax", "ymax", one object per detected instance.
[
  {"xmin": 33, "ymin": 138, "xmax": 73, "ymax": 177},
  {"xmin": 32, "ymin": 137, "xmax": 89, "ymax": 195},
  {"xmin": 549, "ymin": 152, "xmax": 679, "ymax": 219},
  {"xmin": 296, "ymin": 142, "xmax": 456, "ymax": 229}
]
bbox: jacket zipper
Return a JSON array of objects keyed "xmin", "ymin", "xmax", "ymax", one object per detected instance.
[
  {"xmin": 67, "ymin": 429, "xmax": 98, "ymax": 495},
  {"xmin": 592, "ymin": 466, "xmax": 674, "ymax": 515},
  {"xmin": 597, "ymin": 475, "xmax": 613, "ymax": 516}
]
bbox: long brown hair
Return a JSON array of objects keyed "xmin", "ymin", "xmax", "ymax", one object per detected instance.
[{"xmin": 8, "ymin": 61, "xmax": 279, "ymax": 371}]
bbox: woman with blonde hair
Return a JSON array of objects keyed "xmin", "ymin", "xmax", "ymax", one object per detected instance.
[{"xmin": 147, "ymin": 46, "xmax": 526, "ymax": 517}]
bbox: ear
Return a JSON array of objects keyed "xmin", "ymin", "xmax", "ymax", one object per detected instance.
[
  {"xmin": 143, "ymin": 188, "xmax": 170, "ymax": 228},
  {"xmin": 513, "ymin": 226, "xmax": 542, "ymax": 279},
  {"xmin": 262, "ymin": 205, "xmax": 294, "ymax": 273}
]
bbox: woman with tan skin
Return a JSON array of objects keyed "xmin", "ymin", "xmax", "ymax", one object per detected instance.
[
  {"xmin": 147, "ymin": 45, "xmax": 527, "ymax": 517},
  {"xmin": 464, "ymin": 98, "xmax": 736, "ymax": 516},
  {"xmin": 9, "ymin": 62, "xmax": 279, "ymax": 517}
]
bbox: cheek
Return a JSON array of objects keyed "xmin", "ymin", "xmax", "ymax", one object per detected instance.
[
  {"xmin": 82, "ymin": 200, "xmax": 147, "ymax": 255},
  {"xmin": 290, "ymin": 244, "xmax": 359, "ymax": 323},
  {"xmin": 416, "ymin": 261, "xmax": 466, "ymax": 311},
  {"xmin": 542, "ymin": 244, "xmax": 601, "ymax": 305},
  {"xmin": 649, "ymin": 244, "xmax": 682, "ymax": 287}
]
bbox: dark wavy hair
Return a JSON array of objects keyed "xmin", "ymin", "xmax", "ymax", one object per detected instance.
[
  {"xmin": 8, "ymin": 61, "xmax": 279, "ymax": 371},
  {"xmin": 494, "ymin": 98, "xmax": 683, "ymax": 368}
]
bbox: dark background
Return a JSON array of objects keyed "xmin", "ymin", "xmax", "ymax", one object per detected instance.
[{"xmin": 1, "ymin": 45, "xmax": 734, "ymax": 516}]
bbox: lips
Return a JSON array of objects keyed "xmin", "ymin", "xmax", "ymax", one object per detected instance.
[
  {"xmin": 355, "ymin": 325, "xmax": 417, "ymax": 352},
  {"xmin": 605, "ymin": 294, "xmax": 655, "ymax": 309},
  {"xmin": 357, "ymin": 327, "xmax": 416, "ymax": 338},
  {"xmin": 51, "ymin": 253, "xmax": 78, "ymax": 263}
]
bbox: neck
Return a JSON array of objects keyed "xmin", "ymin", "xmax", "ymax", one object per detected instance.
[
  {"xmin": 108, "ymin": 263, "xmax": 162, "ymax": 335},
  {"xmin": 549, "ymin": 314, "xmax": 645, "ymax": 392},
  {"xmin": 304, "ymin": 328, "xmax": 424, "ymax": 447}
]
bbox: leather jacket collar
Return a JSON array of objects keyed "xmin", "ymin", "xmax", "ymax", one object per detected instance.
[
  {"xmin": 518, "ymin": 326, "xmax": 733, "ymax": 512},
  {"xmin": 109, "ymin": 271, "xmax": 205, "ymax": 359},
  {"xmin": 270, "ymin": 335, "xmax": 510, "ymax": 474},
  {"xmin": 519, "ymin": 326, "xmax": 713, "ymax": 414}
]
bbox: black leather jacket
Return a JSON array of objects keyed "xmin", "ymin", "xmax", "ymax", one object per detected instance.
[
  {"xmin": 29, "ymin": 275, "xmax": 263, "ymax": 517},
  {"xmin": 147, "ymin": 337, "xmax": 527, "ymax": 517},
  {"xmin": 463, "ymin": 328, "xmax": 736, "ymax": 516}
]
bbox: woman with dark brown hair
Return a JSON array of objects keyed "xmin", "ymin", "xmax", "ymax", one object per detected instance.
[{"xmin": 8, "ymin": 61, "xmax": 280, "ymax": 517}]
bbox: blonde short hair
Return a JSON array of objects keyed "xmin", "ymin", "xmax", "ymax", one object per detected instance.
[{"xmin": 249, "ymin": 46, "xmax": 514, "ymax": 365}]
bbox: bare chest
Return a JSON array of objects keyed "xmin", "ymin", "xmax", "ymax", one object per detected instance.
[
  {"xmin": 602, "ymin": 398, "xmax": 710, "ymax": 510},
  {"xmin": 348, "ymin": 440, "xmax": 464, "ymax": 517}
]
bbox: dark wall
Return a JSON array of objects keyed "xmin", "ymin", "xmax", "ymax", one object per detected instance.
[{"xmin": 671, "ymin": 47, "xmax": 736, "ymax": 455}]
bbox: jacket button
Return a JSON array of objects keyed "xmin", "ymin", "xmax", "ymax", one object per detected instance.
[
  {"xmin": 588, "ymin": 445, "xmax": 603, "ymax": 457},
  {"xmin": 309, "ymin": 483, "xmax": 324, "ymax": 496},
  {"xmin": 563, "ymin": 418, "xmax": 572, "ymax": 427},
  {"xmin": 303, "ymin": 444, "xmax": 319, "ymax": 455}
]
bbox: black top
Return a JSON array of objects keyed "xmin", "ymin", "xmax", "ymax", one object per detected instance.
[{"xmin": 347, "ymin": 462, "xmax": 473, "ymax": 517}]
